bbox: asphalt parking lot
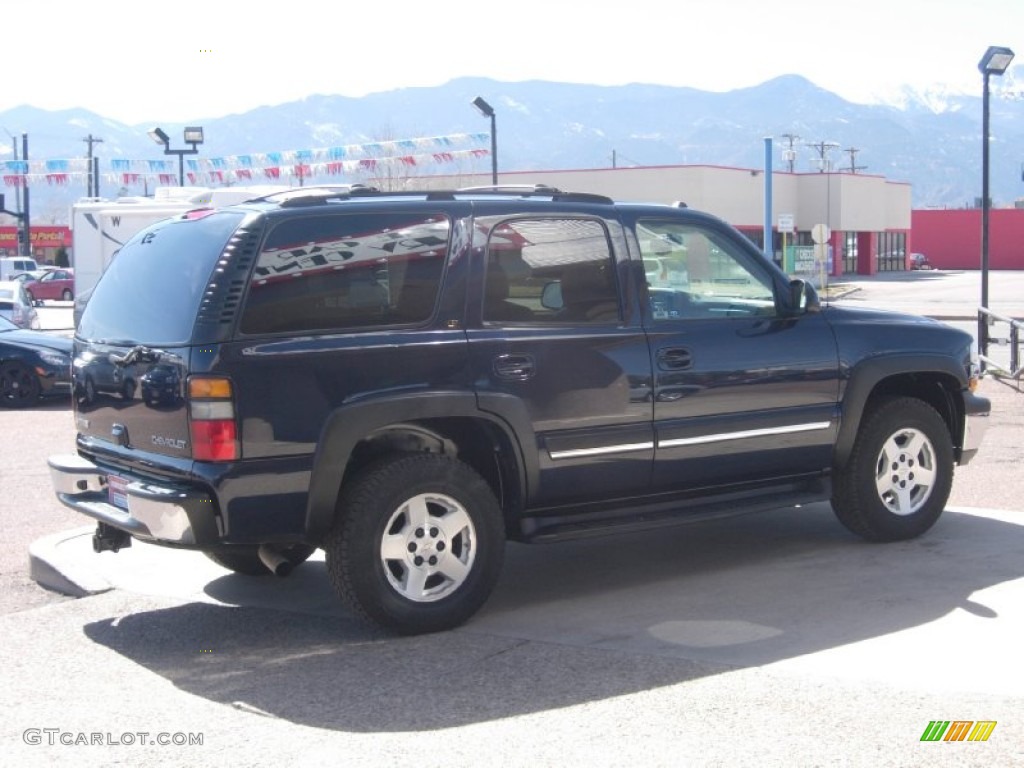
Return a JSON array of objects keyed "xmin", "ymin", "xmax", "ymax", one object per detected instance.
[{"xmin": 5, "ymin": 276, "xmax": 1024, "ymax": 767}]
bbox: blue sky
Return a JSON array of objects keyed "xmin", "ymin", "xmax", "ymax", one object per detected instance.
[{"xmin": 5, "ymin": 0, "xmax": 1022, "ymax": 124}]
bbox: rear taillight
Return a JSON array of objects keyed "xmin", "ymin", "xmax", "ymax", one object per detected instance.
[{"xmin": 188, "ymin": 376, "xmax": 238, "ymax": 461}]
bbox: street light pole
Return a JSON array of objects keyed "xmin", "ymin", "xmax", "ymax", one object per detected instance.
[
  {"xmin": 1, "ymin": 128, "xmax": 24, "ymax": 255},
  {"xmin": 977, "ymin": 45, "xmax": 1014, "ymax": 363},
  {"xmin": 472, "ymin": 96, "xmax": 498, "ymax": 185},
  {"xmin": 148, "ymin": 126, "xmax": 205, "ymax": 187}
]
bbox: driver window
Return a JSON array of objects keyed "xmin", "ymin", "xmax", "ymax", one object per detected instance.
[{"xmin": 637, "ymin": 221, "xmax": 776, "ymax": 320}]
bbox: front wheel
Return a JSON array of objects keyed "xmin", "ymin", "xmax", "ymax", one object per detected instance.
[
  {"xmin": 325, "ymin": 454, "xmax": 505, "ymax": 635},
  {"xmin": 832, "ymin": 396, "xmax": 954, "ymax": 542}
]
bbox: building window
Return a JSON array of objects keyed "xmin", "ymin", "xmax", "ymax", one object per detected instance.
[
  {"xmin": 842, "ymin": 232, "xmax": 858, "ymax": 274},
  {"xmin": 876, "ymin": 232, "xmax": 907, "ymax": 272}
]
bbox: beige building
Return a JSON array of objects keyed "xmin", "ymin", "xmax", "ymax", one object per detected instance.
[{"xmin": 410, "ymin": 164, "xmax": 912, "ymax": 276}]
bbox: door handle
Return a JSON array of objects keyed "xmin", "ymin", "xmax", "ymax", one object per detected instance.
[
  {"xmin": 657, "ymin": 347, "xmax": 693, "ymax": 370},
  {"xmin": 493, "ymin": 354, "xmax": 536, "ymax": 380}
]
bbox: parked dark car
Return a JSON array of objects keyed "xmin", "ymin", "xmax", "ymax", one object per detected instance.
[
  {"xmin": 141, "ymin": 363, "xmax": 182, "ymax": 406},
  {"xmin": 49, "ymin": 185, "xmax": 990, "ymax": 635},
  {"xmin": 25, "ymin": 268, "xmax": 75, "ymax": 303},
  {"xmin": 910, "ymin": 252, "xmax": 933, "ymax": 270},
  {"xmin": 73, "ymin": 346, "xmax": 138, "ymax": 404},
  {"xmin": 0, "ymin": 315, "xmax": 72, "ymax": 407}
]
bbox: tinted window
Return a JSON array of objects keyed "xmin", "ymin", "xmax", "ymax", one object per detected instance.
[
  {"xmin": 482, "ymin": 217, "xmax": 619, "ymax": 324},
  {"xmin": 637, "ymin": 220, "xmax": 776, "ymax": 320},
  {"xmin": 78, "ymin": 211, "xmax": 245, "ymax": 344},
  {"xmin": 240, "ymin": 213, "xmax": 449, "ymax": 335}
]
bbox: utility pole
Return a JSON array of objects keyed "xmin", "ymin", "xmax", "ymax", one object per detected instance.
[
  {"xmin": 843, "ymin": 146, "xmax": 867, "ymax": 174},
  {"xmin": 20, "ymin": 133, "xmax": 30, "ymax": 257},
  {"xmin": 781, "ymin": 133, "xmax": 800, "ymax": 172},
  {"xmin": 809, "ymin": 140, "xmax": 840, "ymax": 172},
  {"xmin": 83, "ymin": 134, "xmax": 104, "ymax": 197},
  {"xmin": 2, "ymin": 129, "xmax": 22, "ymax": 223}
]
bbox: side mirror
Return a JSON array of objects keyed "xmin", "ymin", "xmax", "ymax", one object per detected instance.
[{"xmin": 788, "ymin": 279, "xmax": 820, "ymax": 314}]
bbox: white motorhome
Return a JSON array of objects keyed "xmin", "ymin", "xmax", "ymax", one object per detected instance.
[{"xmin": 70, "ymin": 186, "xmax": 289, "ymax": 300}]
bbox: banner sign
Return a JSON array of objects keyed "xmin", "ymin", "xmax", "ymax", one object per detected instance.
[{"xmin": 1, "ymin": 133, "xmax": 491, "ymax": 189}]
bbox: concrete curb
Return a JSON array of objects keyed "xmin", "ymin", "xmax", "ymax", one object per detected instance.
[{"xmin": 29, "ymin": 526, "xmax": 113, "ymax": 598}]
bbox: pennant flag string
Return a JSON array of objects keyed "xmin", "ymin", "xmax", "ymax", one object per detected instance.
[
  {"xmin": 3, "ymin": 133, "xmax": 492, "ymax": 188},
  {"xmin": 98, "ymin": 148, "xmax": 491, "ymax": 188}
]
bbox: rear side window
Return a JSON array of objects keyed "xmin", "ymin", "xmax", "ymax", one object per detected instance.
[
  {"xmin": 77, "ymin": 211, "xmax": 245, "ymax": 345},
  {"xmin": 240, "ymin": 213, "xmax": 449, "ymax": 335},
  {"xmin": 481, "ymin": 217, "xmax": 619, "ymax": 324}
]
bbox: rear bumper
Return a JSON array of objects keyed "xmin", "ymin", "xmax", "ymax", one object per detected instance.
[{"xmin": 48, "ymin": 453, "xmax": 218, "ymax": 547}]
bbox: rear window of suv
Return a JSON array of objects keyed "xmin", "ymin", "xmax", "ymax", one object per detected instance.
[
  {"xmin": 77, "ymin": 211, "xmax": 245, "ymax": 345},
  {"xmin": 239, "ymin": 212, "xmax": 450, "ymax": 335}
]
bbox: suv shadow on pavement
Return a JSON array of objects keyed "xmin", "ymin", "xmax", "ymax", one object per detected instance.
[{"xmin": 82, "ymin": 504, "xmax": 1024, "ymax": 732}]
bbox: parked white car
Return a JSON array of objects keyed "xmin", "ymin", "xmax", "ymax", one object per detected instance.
[{"xmin": 0, "ymin": 280, "xmax": 41, "ymax": 329}]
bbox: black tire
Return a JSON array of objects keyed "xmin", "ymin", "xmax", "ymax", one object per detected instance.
[
  {"xmin": 121, "ymin": 379, "xmax": 134, "ymax": 400},
  {"xmin": 325, "ymin": 453, "xmax": 505, "ymax": 635},
  {"xmin": 62, "ymin": 288, "xmax": 73, "ymax": 301},
  {"xmin": 832, "ymin": 396, "xmax": 954, "ymax": 542},
  {"xmin": 204, "ymin": 544, "xmax": 315, "ymax": 576},
  {"xmin": 0, "ymin": 361, "xmax": 41, "ymax": 408}
]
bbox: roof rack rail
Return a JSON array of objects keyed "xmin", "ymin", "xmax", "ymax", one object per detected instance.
[
  {"xmin": 260, "ymin": 184, "xmax": 614, "ymax": 208},
  {"xmin": 454, "ymin": 184, "xmax": 614, "ymax": 204},
  {"xmin": 271, "ymin": 184, "xmax": 384, "ymax": 207},
  {"xmin": 671, "ymin": 200, "xmax": 688, "ymax": 208},
  {"xmin": 456, "ymin": 184, "xmax": 563, "ymax": 194}
]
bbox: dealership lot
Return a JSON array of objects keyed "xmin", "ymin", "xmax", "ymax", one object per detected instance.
[{"xmin": 5, "ymin": 274, "xmax": 1024, "ymax": 766}]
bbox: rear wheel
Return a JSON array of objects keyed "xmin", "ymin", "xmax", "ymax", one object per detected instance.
[
  {"xmin": 62, "ymin": 288, "xmax": 73, "ymax": 301},
  {"xmin": 0, "ymin": 362, "xmax": 40, "ymax": 408},
  {"xmin": 204, "ymin": 544, "xmax": 315, "ymax": 576},
  {"xmin": 832, "ymin": 396, "xmax": 953, "ymax": 541},
  {"xmin": 325, "ymin": 453, "xmax": 505, "ymax": 635}
]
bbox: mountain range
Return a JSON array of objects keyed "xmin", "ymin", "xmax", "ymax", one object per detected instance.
[{"xmin": 2, "ymin": 73, "xmax": 1023, "ymax": 226}]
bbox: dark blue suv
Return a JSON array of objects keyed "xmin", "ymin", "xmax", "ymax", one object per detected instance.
[{"xmin": 49, "ymin": 185, "xmax": 989, "ymax": 634}]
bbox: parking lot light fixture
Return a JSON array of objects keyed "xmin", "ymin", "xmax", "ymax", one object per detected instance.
[
  {"xmin": 147, "ymin": 127, "xmax": 170, "ymax": 147},
  {"xmin": 148, "ymin": 125, "xmax": 205, "ymax": 187},
  {"xmin": 472, "ymin": 96, "xmax": 498, "ymax": 185},
  {"xmin": 978, "ymin": 45, "xmax": 1014, "ymax": 363},
  {"xmin": 183, "ymin": 127, "xmax": 205, "ymax": 145}
]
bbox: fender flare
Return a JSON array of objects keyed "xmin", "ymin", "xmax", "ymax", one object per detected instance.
[
  {"xmin": 834, "ymin": 354, "xmax": 967, "ymax": 468},
  {"xmin": 305, "ymin": 390, "xmax": 539, "ymax": 540}
]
